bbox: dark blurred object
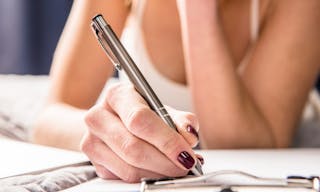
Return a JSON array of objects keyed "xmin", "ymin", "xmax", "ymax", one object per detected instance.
[
  {"xmin": 317, "ymin": 76, "xmax": 320, "ymax": 91},
  {"xmin": 0, "ymin": 0, "xmax": 72, "ymax": 75}
]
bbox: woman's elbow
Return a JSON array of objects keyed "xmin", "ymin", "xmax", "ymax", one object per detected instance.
[{"xmin": 30, "ymin": 112, "xmax": 49, "ymax": 145}]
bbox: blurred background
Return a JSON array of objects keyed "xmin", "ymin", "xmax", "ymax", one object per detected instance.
[
  {"xmin": 0, "ymin": 1, "xmax": 73, "ymax": 141},
  {"xmin": 0, "ymin": 0, "xmax": 319, "ymax": 85},
  {"xmin": 0, "ymin": 0, "xmax": 72, "ymax": 75}
]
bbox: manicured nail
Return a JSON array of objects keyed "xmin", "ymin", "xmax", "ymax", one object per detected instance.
[
  {"xmin": 177, "ymin": 151, "xmax": 195, "ymax": 169},
  {"xmin": 186, "ymin": 125, "xmax": 199, "ymax": 139},
  {"xmin": 197, "ymin": 156, "xmax": 204, "ymax": 165}
]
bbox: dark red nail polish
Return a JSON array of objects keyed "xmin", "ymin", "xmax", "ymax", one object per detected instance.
[
  {"xmin": 177, "ymin": 151, "xmax": 195, "ymax": 169},
  {"xmin": 197, "ymin": 156, "xmax": 204, "ymax": 165},
  {"xmin": 187, "ymin": 125, "xmax": 199, "ymax": 139}
]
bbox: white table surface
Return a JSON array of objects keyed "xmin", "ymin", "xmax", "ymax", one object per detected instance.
[{"xmin": 201, "ymin": 149, "xmax": 320, "ymax": 177}]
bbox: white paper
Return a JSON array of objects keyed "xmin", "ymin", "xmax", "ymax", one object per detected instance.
[
  {"xmin": 64, "ymin": 149, "xmax": 320, "ymax": 192},
  {"xmin": 63, "ymin": 178, "xmax": 140, "ymax": 192},
  {"xmin": 0, "ymin": 138, "xmax": 87, "ymax": 178}
]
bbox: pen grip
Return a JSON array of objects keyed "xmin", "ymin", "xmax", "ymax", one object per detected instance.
[{"xmin": 125, "ymin": 68, "xmax": 178, "ymax": 131}]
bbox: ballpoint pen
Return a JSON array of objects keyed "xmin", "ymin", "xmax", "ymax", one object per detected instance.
[{"xmin": 90, "ymin": 14, "xmax": 203, "ymax": 176}]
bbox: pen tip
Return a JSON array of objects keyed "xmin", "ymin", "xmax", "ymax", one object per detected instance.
[{"xmin": 191, "ymin": 161, "xmax": 203, "ymax": 176}]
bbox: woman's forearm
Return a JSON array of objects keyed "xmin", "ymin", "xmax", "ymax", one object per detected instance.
[
  {"xmin": 32, "ymin": 103, "xmax": 87, "ymax": 151},
  {"xmin": 178, "ymin": 1, "xmax": 275, "ymax": 149}
]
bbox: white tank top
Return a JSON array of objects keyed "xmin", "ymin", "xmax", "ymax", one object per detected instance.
[{"xmin": 118, "ymin": 0, "xmax": 260, "ymax": 112}]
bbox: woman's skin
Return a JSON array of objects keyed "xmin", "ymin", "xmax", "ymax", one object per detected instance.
[{"xmin": 32, "ymin": 0, "xmax": 320, "ymax": 183}]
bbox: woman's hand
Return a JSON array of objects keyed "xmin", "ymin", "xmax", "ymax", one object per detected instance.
[{"xmin": 81, "ymin": 83, "xmax": 202, "ymax": 183}]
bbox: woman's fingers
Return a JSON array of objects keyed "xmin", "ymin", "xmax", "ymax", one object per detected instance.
[
  {"xmin": 166, "ymin": 106, "xmax": 200, "ymax": 148},
  {"xmin": 84, "ymin": 104, "xmax": 187, "ymax": 177},
  {"xmin": 81, "ymin": 132, "xmax": 165, "ymax": 183},
  {"xmin": 105, "ymin": 83, "xmax": 198, "ymax": 171},
  {"xmin": 195, "ymin": 154, "xmax": 204, "ymax": 165},
  {"xmin": 91, "ymin": 162, "xmax": 119, "ymax": 180}
]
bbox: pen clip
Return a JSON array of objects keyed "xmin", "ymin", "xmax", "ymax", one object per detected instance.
[{"xmin": 91, "ymin": 22, "xmax": 122, "ymax": 71}]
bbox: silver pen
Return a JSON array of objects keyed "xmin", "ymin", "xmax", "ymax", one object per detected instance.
[{"xmin": 91, "ymin": 14, "xmax": 203, "ymax": 176}]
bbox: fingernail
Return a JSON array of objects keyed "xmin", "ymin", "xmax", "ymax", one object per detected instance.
[
  {"xmin": 186, "ymin": 125, "xmax": 199, "ymax": 139},
  {"xmin": 197, "ymin": 156, "xmax": 204, "ymax": 165},
  {"xmin": 177, "ymin": 151, "xmax": 195, "ymax": 169}
]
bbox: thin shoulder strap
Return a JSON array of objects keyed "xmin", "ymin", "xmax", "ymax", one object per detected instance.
[
  {"xmin": 132, "ymin": 0, "xmax": 146, "ymax": 26},
  {"xmin": 250, "ymin": 0, "xmax": 259, "ymax": 42},
  {"xmin": 238, "ymin": 0, "xmax": 260, "ymax": 73}
]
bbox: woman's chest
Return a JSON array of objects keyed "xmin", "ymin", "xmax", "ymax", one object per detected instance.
[{"xmin": 140, "ymin": 0, "xmax": 265, "ymax": 85}]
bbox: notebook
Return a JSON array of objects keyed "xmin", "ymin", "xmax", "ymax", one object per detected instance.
[{"xmin": 64, "ymin": 149, "xmax": 320, "ymax": 192}]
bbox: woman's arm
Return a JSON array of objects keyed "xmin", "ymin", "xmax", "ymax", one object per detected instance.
[
  {"xmin": 31, "ymin": 0, "xmax": 130, "ymax": 150},
  {"xmin": 177, "ymin": 0, "xmax": 320, "ymax": 148}
]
